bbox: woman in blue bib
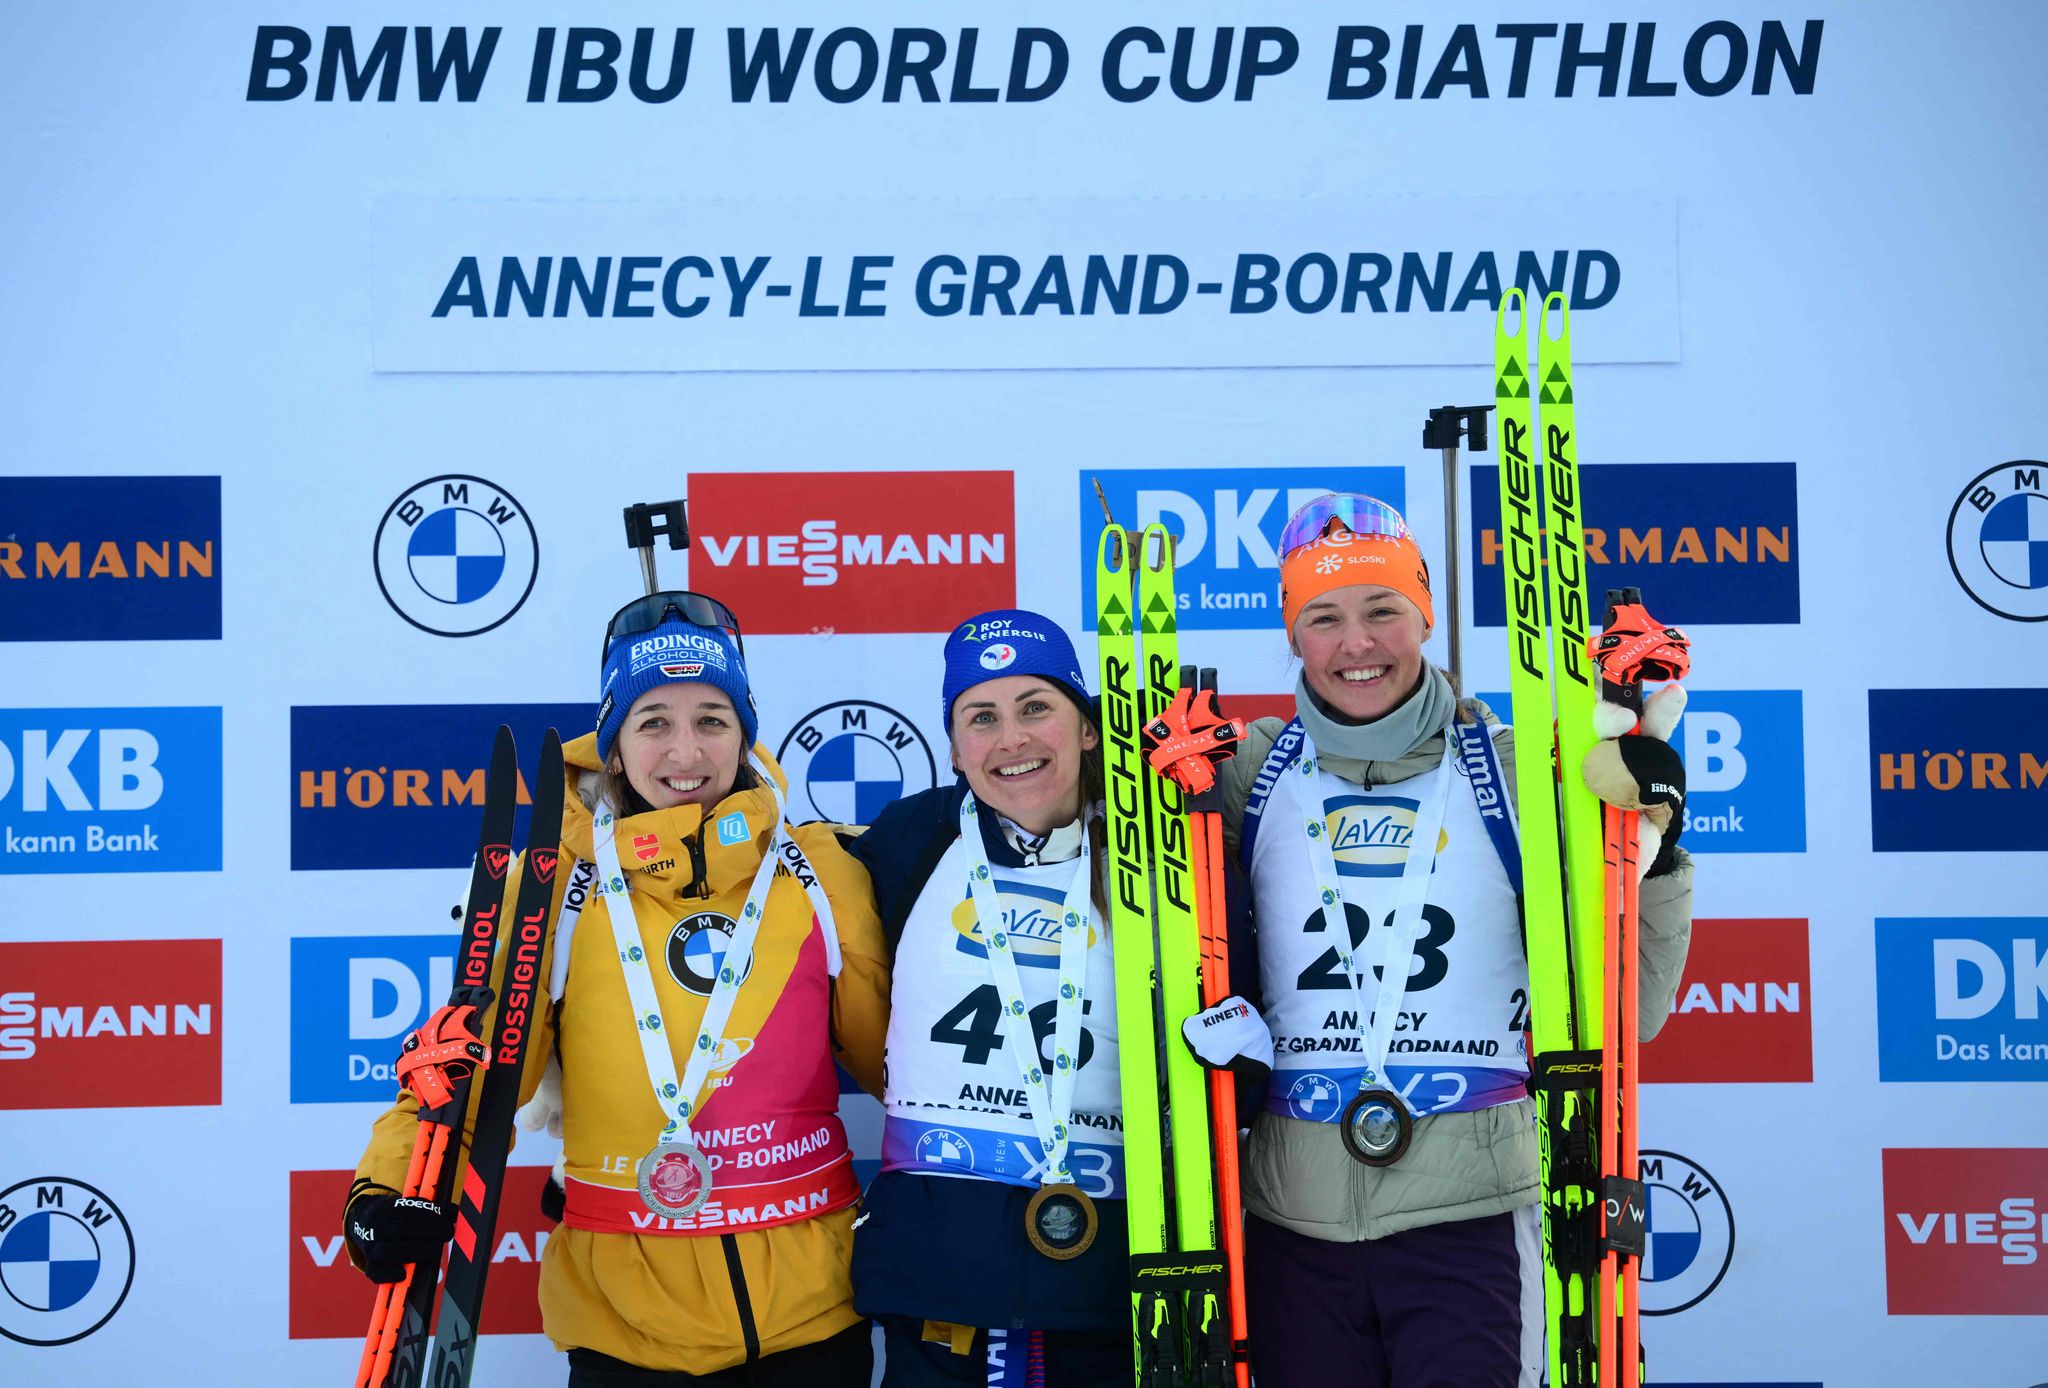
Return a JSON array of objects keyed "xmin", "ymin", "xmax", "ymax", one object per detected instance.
[
  {"xmin": 843, "ymin": 609, "xmax": 1248, "ymax": 1388},
  {"xmin": 1216, "ymin": 495, "xmax": 1696, "ymax": 1388}
]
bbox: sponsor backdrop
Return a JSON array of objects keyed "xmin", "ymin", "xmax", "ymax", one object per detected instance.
[{"xmin": 2, "ymin": 2, "xmax": 2044, "ymax": 1383}]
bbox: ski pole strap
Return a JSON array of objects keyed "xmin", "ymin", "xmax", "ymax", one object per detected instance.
[
  {"xmin": 1451, "ymin": 720, "xmax": 1521, "ymax": 895},
  {"xmin": 396, "ymin": 1004, "xmax": 491, "ymax": 1112},
  {"xmin": 1238, "ymin": 718, "xmax": 1305, "ymax": 871},
  {"xmin": 1142, "ymin": 680, "xmax": 1246, "ymax": 800}
]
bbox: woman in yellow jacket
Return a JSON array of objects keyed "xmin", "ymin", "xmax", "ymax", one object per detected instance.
[{"xmin": 346, "ymin": 592, "xmax": 890, "ymax": 1386}]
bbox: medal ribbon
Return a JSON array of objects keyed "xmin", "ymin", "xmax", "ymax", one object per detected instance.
[
  {"xmin": 1298, "ymin": 736, "xmax": 1456, "ymax": 1106},
  {"xmin": 958, "ymin": 793, "xmax": 1093, "ymax": 1186},
  {"xmin": 592, "ymin": 761, "xmax": 828, "ymax": 1145}
]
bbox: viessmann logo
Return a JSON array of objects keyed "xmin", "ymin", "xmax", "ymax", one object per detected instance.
[
  {"xmin": 1642, "ymin": 919, "xmax": 1811, "ymax": 1084},
  {"xmin": 290, "ymin": 1167, "xmax": 548, "ymax": 1337},
  {"xmin": 686, "ymin": 471, "xmax": 1014, "ymax": 634},
  {"xmin": 1884, "ymin": 1147, "xmax": 2048, "ymax": 1315},
  {"xmin": 1472, "ymin": 461, "xmax": 1800, "ymax": 626},
  {"xmin": 289, "ymin": 702, "xmax": 592, "ymax": 870},
  {"xmin": 0, "ymin": 476, "xmax": 221, "ymax": 641},
  {"xmin": 0, "ymin": 940, "xmax": 220, "ymax": 1110}
]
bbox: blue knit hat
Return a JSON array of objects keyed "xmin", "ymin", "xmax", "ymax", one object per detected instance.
[
  {"xmin": 942, "ymin": 609, "xmax": 1095, "ymax": 731},
  {"xmin": 596, "ymin": 616, "xmax": 757, "ymax": 761}
]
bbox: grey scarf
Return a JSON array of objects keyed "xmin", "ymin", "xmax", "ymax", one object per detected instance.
[{"xmin": 1293, "ymin": 665, "xmax": 1457, "ymax": 763}]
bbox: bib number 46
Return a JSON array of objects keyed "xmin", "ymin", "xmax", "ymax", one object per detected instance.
[{"xmin": 930, "ymin": 984, "xmax": 1097, "ymax": 1071}]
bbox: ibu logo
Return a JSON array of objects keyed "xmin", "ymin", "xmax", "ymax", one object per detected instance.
[
  {"xmin": 289, "ymin": 936, "xmax": 458, "ymax": 1103},
  {"xmin": 1876, "ymin": 918, "xmax": 2048, "ymax": 1082},
  {"xmin": 1476, "ymin": 689, "xmax": 1804, "ymax": 853},
  {"xmin": 0, "ymin": 709, "xmax": 222, "ymax": 875},
  {"xmin": 1080, "ymin": 467, "xmax": 1407, "ymax": 631}
]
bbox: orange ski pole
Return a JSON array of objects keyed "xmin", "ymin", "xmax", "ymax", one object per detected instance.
[{"xmin": 1587, "ymin": 589, "xmax": 1690, "ymax": 1387}]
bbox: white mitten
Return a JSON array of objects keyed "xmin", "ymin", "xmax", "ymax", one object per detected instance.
[{"xmin": 1582, "ymin": 683, "xmax": 1688, "ymax": 880}]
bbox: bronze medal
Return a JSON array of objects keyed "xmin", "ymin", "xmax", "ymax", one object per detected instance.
[
  {"xmin": 1340, "ymin": 1088, "xmax": 1412, "ymax": 1167},
  {"xmin": 1024, "ymin": 1183, "xmax": 1099, "ymax": 1260}
]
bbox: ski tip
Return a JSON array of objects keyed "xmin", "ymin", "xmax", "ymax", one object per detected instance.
[
  {"xmin": 1140, "ymin": 522, "xmax": 1175, "ymax": 573},
  {"xmin": 1098, "ymin": 522, "xmax": 1131, "ymax": 572},
  {"xmin": 1540, "ymin": 292, "xmax": 1571, "ymax": 347},
  {"xmin": 1497, "ymin": 288, "xmax": 1527, "ymax": 336}
]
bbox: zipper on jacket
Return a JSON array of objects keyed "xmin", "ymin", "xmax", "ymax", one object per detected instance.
[
  {"xmin": 686, "ymin": 832, "xmax": 710, "ymax": 899},
  {"xmin": 719, "ymin": 1233, "xmax": 761, "ymax": 1362}
]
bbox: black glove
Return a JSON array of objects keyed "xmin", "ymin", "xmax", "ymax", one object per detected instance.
[
  {"xmin": 1181, "ymin": 995, "xmax": 1273, "ymax": 1128},
  {"xmin": 346, "ymin": 1188, "xmax": 457, "ymax": 1284},
  {"xmin": 1582, "ymin": 683, "xmax": 1688, "ymax": 878},
  {"xmin": 541, "ymin": 1174, "xmax": 565, "ymax": 1224}
]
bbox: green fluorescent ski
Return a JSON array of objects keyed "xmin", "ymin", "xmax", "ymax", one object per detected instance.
[
  {"xmin": 1536, "ymin": 295, "xmax": 1606, "ymax": 1050},
  {"xmin": 1098, "ymin": 527, "xmax": 1165, "ymax": 1370},
  {"xmin": 1138, "ymin": 530, "xmax": 1217, "ymax": 1260},
  {"xmin": 1497, "ymin": 289, "xmax": 1599, "ymax": 1388}
]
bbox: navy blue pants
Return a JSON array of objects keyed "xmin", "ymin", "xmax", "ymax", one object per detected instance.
[
  {"xmin": 1244, "ymin": 1211, "xmax": 1537, "ymax": 1388},
  {"xmin": 875, "ymin": 1314, "xmax": 1127, "ymax": 1388}
]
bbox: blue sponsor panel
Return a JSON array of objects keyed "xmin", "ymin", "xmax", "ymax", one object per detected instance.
[
  {"xmin": 290, "ymin": 703, "xmax": 595, "ymax": 870},
  {"xmin": 0, "ymin": 707, "xmax": 222, "ymax": 874},
  {"xmin": 291, "ymin": 935, "xmax": 458, "ymax": 1103},
  {"xmin": 1079, "ymin": 467, "xmax": 1406, "ymax": 631},
  {"xmin": 0, "ymin": 476, "xmax": 221, "ymax": 641},
  {"xmin": 1476, "ymin": 689, "xmax": 1804, "ymax": 853},
  {"xmin": 1472, "ymin": 462, "xmax": 1800, "ymax": 627},
  {"xmin": 1876, "ymin": 917, "xmax": 2048, "ymax": 1082},
  {"xmin": 1868, "ymin": 689, "xmax": 2048, "ymax": 853}
]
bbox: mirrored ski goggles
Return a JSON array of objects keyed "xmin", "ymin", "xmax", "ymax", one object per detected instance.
[
  {"xmin": 1278, "ymin": 493, "xmax": 1412, "ymax": 560},
  {"xmin": 602, "ymin": 590, "xmax": 745, "ymax": 659}
]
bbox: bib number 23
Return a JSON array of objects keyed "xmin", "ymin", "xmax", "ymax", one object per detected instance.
[{"xmin": 1296, "ymin": 901, "xmax": 1456, "ymax": 993}]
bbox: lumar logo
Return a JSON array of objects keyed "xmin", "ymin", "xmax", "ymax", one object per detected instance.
[
  {"xmin": 0, "ymin": 476, "xmax": 222, "ymax": 641},
  {"xmin": 1868, "ymin": 690, "xmax": 2048, "ymax": 853},
  {"xmin": 688, "ymin": 471, "xmax": 1014, "ymax": 633},
  {"xmin": 290, "ymin": 703, "xmax": 592, "ymax": 870},
  {"xmin": 1472, "ymin": 461, "xmax": 1800, "ymax": 626}
]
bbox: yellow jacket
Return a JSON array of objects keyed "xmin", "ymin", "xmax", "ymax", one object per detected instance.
[{"xmin": 352, "ymin": 735, "xmax": 889, "ymax": 1372}]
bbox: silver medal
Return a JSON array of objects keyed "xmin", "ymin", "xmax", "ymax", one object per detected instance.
[{"xmin": 637, "ymin": 1140, "xmax": 714, "ymax": 1218}]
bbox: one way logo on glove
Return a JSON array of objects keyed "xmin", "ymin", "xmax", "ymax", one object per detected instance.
[{"xmin": 687, "ymin": 471, "xmax": 1014, "ymax": 633}]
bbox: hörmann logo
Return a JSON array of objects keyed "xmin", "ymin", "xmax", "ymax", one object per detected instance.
[
  {"xmin": 289, "ymin": 702, "xmax": 592, "ymax": 870},
  {"xmin": 1868, "ymin": 689, "xmax": 2048, "ymax": 853},
  {"xmin": 0, "ymin": 708, "xmax": 222, "ymax": 875},
  {"xmin": 0, "ymin": 940, "xmax": 221, "ymax": 1110},
  {"xmin": 1641, "ymin": 919, "xmax": 1810, "ymax": 1084},
  {"xmin": 687, "ymin": 471, "xmax": 1014, "ymax": 633},
  {"xmin": 1876, "ymin": 918, "xmax": 2048, "ymax": 1083},
  {"xmin": 0, "ymin": 476, "xmax": 221, "ymax": 641},
  {"xmin": 1081, "ymin": 467, "xmax": 1406, "ymax": 630},
  {"xmin": 1883, "ymin": 1147, "xmax": 2048, "ymax": 1315},
  {"xmin": 1473, "ymin": 461, "xmax": 1800, "ymax": 626}
]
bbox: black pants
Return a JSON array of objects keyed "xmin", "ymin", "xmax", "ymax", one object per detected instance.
[{"xmin": 567, "ymin": 1320, "xmax": 873, "ymax": 1388}]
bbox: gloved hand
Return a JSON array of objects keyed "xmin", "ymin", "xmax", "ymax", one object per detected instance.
[
  {"xmin": 1582, "ymin": 682, "xmax": 1687, "ymax": 879},
  {"xmin": 1181, "ymin": 995, "xmax": 1274, "ymax": 1127},
  {"xmin": 345, "ymin": 1189, "xmax": 457, "ymax": 1284}
]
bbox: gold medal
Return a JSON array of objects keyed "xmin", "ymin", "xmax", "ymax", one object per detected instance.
[{"xmin": 1024, "ymin": 1183, "xmax": 1099, "ymax": 1260}]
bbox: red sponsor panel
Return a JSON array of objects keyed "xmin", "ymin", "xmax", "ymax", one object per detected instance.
[
  {"xmin": 1883, "ymin": 1148, "xmax": 2048, "ymax": 1315},
  {"xmin": 686, "ymin": 471, "xmax": 1015, "ymax": 634},
  {"xmin": 1222, "ymin": 692, "xmax": 1295, "ymax": 725},
  {"xmin": 0, "ymin": 939, "xmax": 221, "ymax": 1109},
  {"xmin": 289, "ymin": 1166, "xmax": 554, "ymax": 1338},
  {"xmin": 1641, "ymin": 918, "xmax": 1811, "ymax": 1083}
]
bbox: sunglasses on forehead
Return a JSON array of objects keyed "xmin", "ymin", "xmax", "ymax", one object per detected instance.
[
  {"xmin": 602, "ymin": 590, "xmax": 745, "ymax": 659},
  {"xmin": 1278, "ymin": 493, "xmax": 1412, "ymax": 559}
]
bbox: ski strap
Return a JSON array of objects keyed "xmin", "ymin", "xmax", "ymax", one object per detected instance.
[
  {"xmin": 1238, "ymin": 718, "xmax": 1307, "ymax": 871},
  {"xmin": 958, "ymin": 792, "xmax": 1093, "ymax": 1184},
  {"xmin": 1298, "ymin": 734, "xmax": 1456, "ymax": 1102},
  {"xmin": 1451, "ymin": 719, "xmax": 1522, "ymax": 896}
]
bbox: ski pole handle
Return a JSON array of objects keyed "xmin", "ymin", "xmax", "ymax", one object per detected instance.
[{"xmin": 1586, "ymin": 589, "xmax": 1691, "ymax": 718}]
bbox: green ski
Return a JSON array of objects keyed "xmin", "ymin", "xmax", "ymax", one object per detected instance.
[
  {"xmin": 1495, "ymin": 288, "xmax": 1606, "ymax": 1387},
  {"xmin": 1097, "ymin": 522, "xmax": 1227, "ymax": 1388}
]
